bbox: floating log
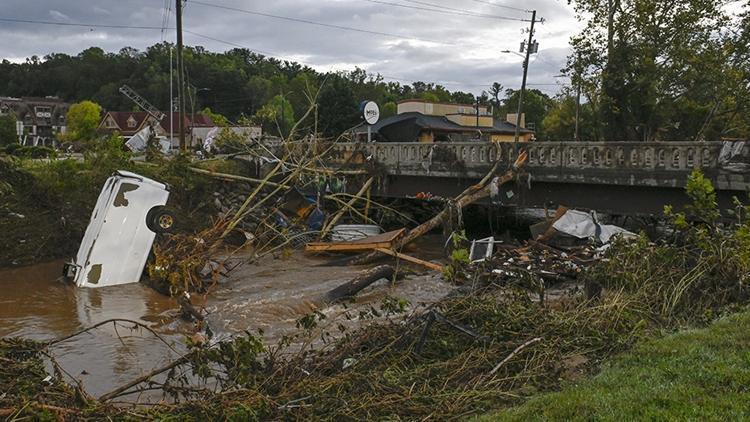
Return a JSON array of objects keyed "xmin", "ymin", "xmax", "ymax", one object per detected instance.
[{"xmin": 323, "ymin": 265, "xmax": 395, "ymax": 302}]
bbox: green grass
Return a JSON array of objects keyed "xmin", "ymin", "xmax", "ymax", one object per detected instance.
[{"xmin": 482, "ymin": 311, "xmax": 750, "ymax": 421}]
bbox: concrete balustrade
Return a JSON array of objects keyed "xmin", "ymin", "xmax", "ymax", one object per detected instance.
[{"xmin": 328, "ymin": 141, "xmax": 748, "ymax": 191}]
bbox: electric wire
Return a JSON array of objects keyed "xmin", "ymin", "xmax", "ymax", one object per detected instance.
[
  {"xmin": 0, "ymin": 17, "xmax": 164, "ymax": 30},
  {"xmin": 398, "ymin": 0, "xmax": 530, "ymax": 21},
  {"xmin": 465, "ymin": 0, "xmax": 529, "ymax": 13},
  {"xmin": 361, "ymin": 0, "xmax": 529, "ymax": 21},
  {"xmin": 188, "ymin": 0, "xmax": 451, "ymax": 44}
]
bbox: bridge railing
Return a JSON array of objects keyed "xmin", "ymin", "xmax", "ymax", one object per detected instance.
[{"xmin": 330, "ymin": 141, "xmax": 725, "ymax": 173}]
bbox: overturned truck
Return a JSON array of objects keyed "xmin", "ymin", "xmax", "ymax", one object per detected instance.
[{"xmin": 63, "ymin": 171, "xmax": 175, "ymax": 288}]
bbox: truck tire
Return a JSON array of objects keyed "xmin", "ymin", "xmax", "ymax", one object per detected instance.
[{"xmin": 147, "ymin": 207, "xmax": 176, "ymax": 233}]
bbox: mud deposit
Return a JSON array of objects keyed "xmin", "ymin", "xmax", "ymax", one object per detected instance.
[{"xmin": 0, "ymin": 237, "xmax": 452, "ymax": 399}]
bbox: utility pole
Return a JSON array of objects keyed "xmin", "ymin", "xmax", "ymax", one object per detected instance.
[
  {"xmin": 176, "ymin": 0, "xmax": 186, "ymax": 151},
  {"xmin": 513, "ymin": 9, "xmax": 537, "ymax": 152},
  {"xmin": 573, "ymin": 75, "xmax": 581, "ymax": 142},
  {"xmin": 475, "ymin": 96, "xmax": 480, "ymax": 128}
]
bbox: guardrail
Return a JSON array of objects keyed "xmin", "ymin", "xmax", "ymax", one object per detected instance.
[{"xmin": 331, "ymin": 141, "xmax": 729, "ymax": 172}]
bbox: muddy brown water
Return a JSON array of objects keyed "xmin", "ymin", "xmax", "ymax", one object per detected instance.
[{"xmin": 0, "ymin": 237, "xmax": 453, "ymax": 400}]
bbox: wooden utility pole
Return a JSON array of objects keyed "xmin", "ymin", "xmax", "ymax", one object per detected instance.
[
  {"xmin": 513, "ymin": 10, "xmax": 537, "ymax": 152},
  {"xmin": 176, "ymin": 0, "xmax": 186, "ymax": 151}
]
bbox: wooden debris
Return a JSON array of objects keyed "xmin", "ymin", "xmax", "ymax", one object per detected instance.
[
  {"xmin": 374, "ymin": 248, "xmax": 443, "ymax": 272},
  {"xmin": 323, "ymin": 265, "xmax": 395, "ymax": 302},
  {"xmin": 305, "ymin": 229, "xmax": 405, "ymax": 252}
]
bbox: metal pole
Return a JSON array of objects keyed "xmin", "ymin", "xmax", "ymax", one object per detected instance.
[
  {"xmin": 573, "ymin": 81, "xmax": 581, "ymax": 141},
  {"xmin": 169, "ymin": 46, "xmax": 173, "ymax": 145},
  {"xmin": 513, "ymin": 10, "xmax": 536, "ymax": 152},
  {"xmin": 176, "ymin": 0, "xmax": 185, "ymax": 151}
]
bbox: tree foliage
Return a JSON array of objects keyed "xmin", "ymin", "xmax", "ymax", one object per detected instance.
[
  {"xmin": 0, "ymin": 45, "xmax": 509, "ymax": 139},
  {"xmin": 566, "ymin": 0, "xmax": 750, "ymax": 141},
  {"xmin": 64, "ymin": 100, "xmax": 102, "ymax": 141},
  {"xmin": 0, "ymin": 114, "xmax": 17, "ymax": 146}
]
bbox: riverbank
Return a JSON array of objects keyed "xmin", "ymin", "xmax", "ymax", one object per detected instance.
[
  {"xmin": 487, "ymin": 309, "xmax": 750, "ymax": 420},
  {"xmin": 2, "ymin": 153, "xmax": 748, "ymax": 419}
]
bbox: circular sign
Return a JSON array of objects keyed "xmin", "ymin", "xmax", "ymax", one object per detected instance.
[{"xmin": 360, "ymin": 100, "xmax": 380, "ymax": 125}]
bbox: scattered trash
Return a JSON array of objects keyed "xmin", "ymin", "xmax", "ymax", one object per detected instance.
[
  {"xmin": 342, "ymin": 358, "xmax": 358, "ymax": 370},
  {"xmin": 552, "ymin": 209, "xmax": 635, "ymax": 244},
  {"xmin": 331, "ymin": 224, "xmax": 382, "ymax": 242},
  {"xmin": 469, "ymin": 236, "xmax": 504, "ymax": 263},
  {"xmin": 306, "ymin": 229, "xmax": 405, "ymax": 252},
  {"xmin": 533, "ymin": 206, "xmax": 635, "ymax": 246}
]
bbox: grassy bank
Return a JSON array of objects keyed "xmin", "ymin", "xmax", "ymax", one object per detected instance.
[{"xmin": 486, "ymin": 310, "xmax": 750, "ymax": 421}]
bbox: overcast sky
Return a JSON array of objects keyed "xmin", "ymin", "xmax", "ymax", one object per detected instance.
[{"xmin": 0, "ymin": 0, "xmax": 584, "ymax": 96}]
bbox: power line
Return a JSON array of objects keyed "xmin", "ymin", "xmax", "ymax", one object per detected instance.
[
  {"xmin": 189, "ymin": 0, "xmax": 451, "ymax": 44},
  {"xmin": 185, "ymin": 30, "xmax": 279, "ymax": 57},
  {"xmin": 361, "ymin": 0, "xmax": 529, "ymax": 21},
  {"xmin": 398, "ymin": 0, "xmax": 530, "ymax": 21},
  {"xmin": 0, "ymin": 17, "xmax": 164, "ymax": 30},
  {"xmin": 465, "ymin": 0, "xmax": 529, "ymax": 13}
]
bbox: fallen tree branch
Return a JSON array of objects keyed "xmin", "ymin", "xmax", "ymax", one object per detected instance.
[
  {"xmin": 488, "ymin": 337, "xmax": 543, "ymax": 375},
  {"xmin": 99, "ymin": 356, "xmax": 189, "ymax": 402},
  {"xmin": 320, "ymin": 176, "xmax": 375, "ymax": 239},
  {"xmin": 351, "ymin": 151, "xmax": 528, "ymax": 266}
]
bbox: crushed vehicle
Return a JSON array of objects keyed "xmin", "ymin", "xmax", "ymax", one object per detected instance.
[{"xmin": 63, "ymin": 171, "xmax": 175, "ymax": 288}]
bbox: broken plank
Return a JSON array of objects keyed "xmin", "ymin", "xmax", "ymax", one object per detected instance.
[
  {"xmin": 305, "ymin": 229, "xmax": 405, "ymax": 252},
  {"xmin": 374, "ymin": 248, "xmax": 444, "ymax": 272}
]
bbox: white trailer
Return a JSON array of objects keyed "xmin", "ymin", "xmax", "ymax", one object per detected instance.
[{"xmin": 63, "ymin": 171, "xmax": 175, "ymax": 288}]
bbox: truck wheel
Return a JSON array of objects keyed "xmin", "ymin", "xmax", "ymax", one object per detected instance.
[{"xmin": 147, "ymin": 207, "xmax": 176, "ymax": 233}]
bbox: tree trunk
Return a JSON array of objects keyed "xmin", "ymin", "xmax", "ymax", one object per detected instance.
[{"xmin": 323, "ymin": 265, "xmax": 394, "ymax": 302}]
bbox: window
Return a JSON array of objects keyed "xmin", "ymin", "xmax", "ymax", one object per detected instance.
[{"xmin": 127, "ymin": 116, "xmax": 137, "ymax": 128}]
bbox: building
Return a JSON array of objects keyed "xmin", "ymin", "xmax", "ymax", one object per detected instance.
[
  {"xmin": 98, "ymin": 111, "xmax": 262, "ymax": 149},
  {"xmin": 98, "ymin": 111, "xmax": 216, "ymax": 148},
  {"xmin": 354, "ymin": 99, "xmax": 534, "ymax": 143},
  {"xmin": 0, "ymin": 96, "xmax": 69, "ymax": 146}
]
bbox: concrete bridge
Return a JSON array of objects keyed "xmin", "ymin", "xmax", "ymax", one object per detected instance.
[{"xmin": 329, "ymin": 141, "xmax": 750, "ymax": 215}]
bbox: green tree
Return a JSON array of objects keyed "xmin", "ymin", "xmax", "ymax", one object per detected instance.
[
  {"xmin": 0, "ymin": 114, "xmax": 17, "ymax": 146},
  {"xmin": 64, "ymin": 100, "xmax": 102, "ymax": 141},
  {"xmin": 255, "ymin": 95, "xmax": 295, "ymax": 138},
  {"xmin": 201, "ymin": 107, "xmax": 230, "ymax": 127},
  {"xmin": 542, "ymin": 89, "xmax": 598, "ymax": 141},
  {"xmin": 381, "ymin": 101, "xmax": 397, "ymax": 119},
  {"xmin": 567, "ymin": 0, "xmax": 742, "ymax": 141},
  {"xmin": 501, "ymin": 89, "xmax": 554, "ymax": 140}
]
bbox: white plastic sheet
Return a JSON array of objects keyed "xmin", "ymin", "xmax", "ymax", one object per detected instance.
[{"xmin": 552, "ymin": 210, "xmax": 636, "ymax": 244}]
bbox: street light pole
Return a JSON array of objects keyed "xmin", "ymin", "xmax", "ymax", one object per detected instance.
[
  {"xmin": 513, "ymin": 9, "xmax": 537, "ymax": 153},
  {"xmin": 176, "ymin": 0, "xmax": 186, "ymax": 151}
]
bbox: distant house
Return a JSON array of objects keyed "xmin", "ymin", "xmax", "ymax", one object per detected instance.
[
  {"xmin": 0, "ymin": 96, "xmax": 69, "ymax": 146},
  {"xmin": 98, "ymin": 111, "xmax": 262, "ymax": 149},
  {"xmin": 98, "ymin": 111, "xmax": 215, "ymax": 148},
  {"xmin": 354, "ymin": 99, "xmax": 534, "ymax": 143}
]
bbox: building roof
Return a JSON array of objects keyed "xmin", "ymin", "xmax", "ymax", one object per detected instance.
[
  {"xmin": 397, "ymin": 98, "xmax": 487, "ymax": 109},
  {"xmin": 354, "ymin": 112, "xmax": 532, "ymax": 141},
  {"xmin": 99, "ymin": 111, "xmax": 215, "ymax": 136}
]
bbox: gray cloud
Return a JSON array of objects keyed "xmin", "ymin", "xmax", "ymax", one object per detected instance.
[{"xmin": 0, "ymin": 0, "xmax": 583, "ymax": 95}]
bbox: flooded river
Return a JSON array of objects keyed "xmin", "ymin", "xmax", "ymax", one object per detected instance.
[{"xmin": 0, "ymin": 237, "xmax": 452, "ymax": 399}]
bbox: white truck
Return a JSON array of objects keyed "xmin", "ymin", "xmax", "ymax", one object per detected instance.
[{"xmin": 63, "ymin": 170, "xmax": 175, "ymax": 288}]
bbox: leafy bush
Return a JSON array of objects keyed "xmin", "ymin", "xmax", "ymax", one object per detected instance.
[{"xmin": 589, "ymin": 169, "xmax": 750, "ymax": 322}]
